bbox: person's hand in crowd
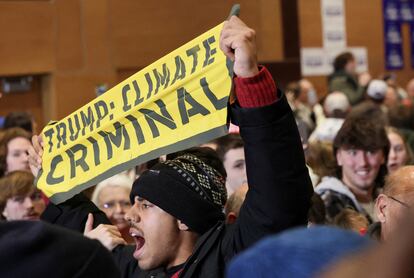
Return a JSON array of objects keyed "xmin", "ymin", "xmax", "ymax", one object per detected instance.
[
  {"xmin": 220, "ymin": 16, "xmax": 259, "ymax": 78},
  {"xmin": 358, "ymin": 72, "xmax": 371, "ymax": 87},
  {"xmin": 28, "ymin": 135, "xmax": 44, "ymax": 177},
  {"xmin": 83, "ymin": 213, "xmax": 127, "ymax": 251}
]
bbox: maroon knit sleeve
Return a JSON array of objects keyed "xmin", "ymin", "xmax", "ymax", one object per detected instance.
[{"xmin": 234, "ymin": 66, "xmax": 278, "ymax": 108}]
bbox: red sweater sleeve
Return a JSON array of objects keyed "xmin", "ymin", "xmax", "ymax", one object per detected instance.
[{"xmin": 234, "ymin": 66, "xmax": 278, "ymax": 108}]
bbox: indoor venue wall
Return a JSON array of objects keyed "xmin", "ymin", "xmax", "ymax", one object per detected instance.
[
  {"xmin": 299, "ymin": 0, "xmax": 414, "ymax": 97},
  {"xmin": 1, "ymin": 0, "xmax": 412, "ymax": 128}
]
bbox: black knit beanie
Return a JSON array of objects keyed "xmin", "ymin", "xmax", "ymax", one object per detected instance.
[{"xmin": 131, "ymin": 154, "xmax": 227, "ymax": 234}]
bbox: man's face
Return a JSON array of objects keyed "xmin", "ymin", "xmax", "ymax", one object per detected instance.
[
  {"xmin": 2, "ymin": 190, "xmax": 45, "ymax": 220},
  {"xmin": 223, "ymin": 147, "xmax": 247, "ymax": 196},
  {"xmin": 337, "ymin": 148, "xmax": 385, "ymax": 192},
  {"xmin": 345, "ymin": 59, "xmax": 357, "ymax": 75},
  {"xmin": 98, "ymin": 186, "xmax": 131, "ymax": 231},
  {"xmin": 384, "ymin": 86, "xmax": 398, "ymax": 108},
  {"xmin": 376, "ymin": 192, "xmax": 414, "ymax": 241},
  {"xmin": 125, "ymin": 196, "xmax": 184, "ymax": 270},
  {"xmin": 6, "ymin": 137, "xmax": 31, "ymax": 174}
]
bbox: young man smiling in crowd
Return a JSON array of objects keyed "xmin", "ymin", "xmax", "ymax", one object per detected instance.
[
  {"xmin": 30, "ymin": 16, "xmax": 313, "ymax": 277},
  {"xmin": 316, "ymin": 117, "xmax": 389, "ymax": 222}
]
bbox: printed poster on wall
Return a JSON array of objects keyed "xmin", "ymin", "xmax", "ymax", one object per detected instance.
[
  {"xmin": 301, "ymin": 47, "xmax": 368, "ymax": 76},
  {"xmin": 383, "ymin": 0, "xmax": 404, "ymax": 70},
  {"xmin": 321, "ymin": 0, "xmax": 347, "ymax": 49}
]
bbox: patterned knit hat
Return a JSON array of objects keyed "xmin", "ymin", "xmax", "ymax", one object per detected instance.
[{"xmin": 131, "ymin": 154, "xmax": 227, "ymax": 234}]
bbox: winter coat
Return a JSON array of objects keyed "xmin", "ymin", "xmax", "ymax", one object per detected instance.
[
  {"xmin": 113, "ymin": 93, "xmax": 313, "ymax": 277},
  {"xmin": 42, "ymin": 93, "xmax": 313, "ymax": 278},
  {"xmin": 315, "ymin": 176, "xmax": 365, "ymax": 222},
  {"xmin": 328, "ymin": 70, "xmax": 365, "ymax": 105}
]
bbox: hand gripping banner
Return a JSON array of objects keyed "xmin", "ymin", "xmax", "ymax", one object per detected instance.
[{"xmin": 37, "ymin": 23, "xmax": 233, "ymax": 204}]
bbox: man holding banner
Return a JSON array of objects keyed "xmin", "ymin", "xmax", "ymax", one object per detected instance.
[{"xmin": 29, "ymin": 15, "xmax": 312, "ymax": 278}]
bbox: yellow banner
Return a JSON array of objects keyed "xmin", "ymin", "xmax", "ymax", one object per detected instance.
[{"xmin": 37, "ymin": 23, "xmax": 232, "ymax": 204}]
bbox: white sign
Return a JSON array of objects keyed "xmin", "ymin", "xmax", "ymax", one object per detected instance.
[
  {"xmin": 301, "ymin": 48, "xmax": 331, "ymax": 76},
  {"xmin": 321, "ymin": 0, "xmax": 346, "ymax": 48},
  {"xmin": 301, "ymin": 47, "xmax": 368, "ymax": 76}
]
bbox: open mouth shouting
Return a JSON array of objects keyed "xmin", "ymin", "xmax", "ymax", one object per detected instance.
[{"xmin": 130, "ymin": 228, "xmax": 145, "ymax": 259}]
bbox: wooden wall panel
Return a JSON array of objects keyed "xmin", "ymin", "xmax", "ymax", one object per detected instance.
[
  {"xmin": 299, "ymin": 0, "xmax": 414, "ymax": 97},
  {"xmin": 109, "ymin": 1, "xmax": 281, "ymax": 69},
  {"xmin": 258, "ymin": 0, "xmax": 284, "ymax": 61},
  {"xmin": 81, "ymin": 0, "xmax": 113, "ymax": 72},
  {"xmin": 55, "ymin": 0, "xmax": 83, "ymax": 71},
  {"xmin": 0, "ymin": 1, "xmax": 55, "ymax": 76},
  {"xmin": 53, "ymin": 72, "xmax": 117, "ymax": 119},
  {"xmin": 345, "ymin": 0, "xmax": 384, "ymax": 78},
  {"xmin": 0, "ymin": 77, "xmax": 44, "ymax": 129},
  {"xmin": 0, "ymin": 0, "xmax": 285, "ymax": 128},
  {"xmin": 298, "ymin": 0, "xmax": 323, "ymax": 47},
  {"xmin": 346, "ymin": 0, "xmax": 413, "ymax": 89}
]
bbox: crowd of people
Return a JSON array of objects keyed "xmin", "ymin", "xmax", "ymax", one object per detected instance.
[{"xmin": 1, "ymin": 16, "xmax": 414, "ymax": 278}]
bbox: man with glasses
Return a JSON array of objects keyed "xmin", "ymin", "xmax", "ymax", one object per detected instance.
[{"xmin": 373, "ymin": 166, "xmax": 414, "ymax": 241}]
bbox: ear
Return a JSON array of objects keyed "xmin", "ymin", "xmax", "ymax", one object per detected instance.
[
  {"xmin": 226, "ymin": 212, "xmax": 237, "ymax": 224},
  {"xmin": 375, "ymin": 194, "xmax": 388, "ymax": 223},
  {"xmin": 336, "ymin": 150, "xmax": 343, "ymax": 166},
  {"xmin": 177, "ymin": 220, "xmax": 190, "ymax": 231}
]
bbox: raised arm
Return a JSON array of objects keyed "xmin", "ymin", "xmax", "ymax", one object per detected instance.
[{"xmin": 220, "ymin": 16, "xmax": 313, "ymax": 251}]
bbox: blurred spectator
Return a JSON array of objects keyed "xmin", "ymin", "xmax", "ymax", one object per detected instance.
[
  {"xmin": 315, "ymin": 117, "xmax": 389, "ymax": 222},
  {"xmin": 285, "ymin": 82, "xmax": 314, "ymax": 145},
  {"xmin": 365, "ymin": 79, "xmax": 388, "ymax": 106},
  {"xmin": 0, "ymin": 221, "xmax": 120, "ymax": 277},
  {"xmin": 381, "ymin": 72, "xmax": 407, "ymax": 100},
  {"xmin": 289, "ymin": 80, "xmax": 316, "ymax": 133},
  {"xmin": 321, "ymin": 208, "xmax": 414, "ymax": 278},
  {"xmin": 333, "ymin": 208, "xmax": 369, "ymax": 234},
  {"xmin": 299, "ymin": 79, "xmax": 325, "ymax": 128},
  {"xmin": 386, "ymin": 127, "xmax": 413, "ymax": 173},
  {"xmin": 299, "ymin": 79, "xmax": 319, "ymax": 107},
  {"xmin": 0, "ymin": 127, "xmax": 31, "ymax": 177},
  {"xmin": 328, "ymin": 52, "xmax": 370, "ymax": 105},
  {"xmin": 309, "ymin": 91, "xmax": 350, "ymax": 143},
  {"xmin": 388, "ymin": 103, "xmax": 414, "ymax": 130},
  {"xmin": 308, "ymin": 193, "xmax": 326, "ymax": 226},
  {"xmin": 348, "ymin": 101, "xmax": 388, "ymax": 127},
  {"xmin": 383, "ymin": 85, "xmax": 400, "ymax": 109},
  {"xmin": 374, "ymin": 166, "xmax": 414, "ymax": 241},
  {"xmin": 0, "ymin": 171, "xmax": 45, "ymax": 220},
  {"xmin": 92, "ymin": 174, "xmax": 133, "ymax": 243},
  {"xmin": 3, "ymin": 111, "xmax": 36, "ymax": 134},
  {"xmin": 306, "ymin": 141, "xmax": 337, "ymax": 185},
  {"xmin": 387, "ymin": 104, "xmax": 414, "ymax": 152},
  {"xmin": 406, "ymin": 78, "xmax": 414, "ymax": 99},
  {"xmin": 227, "ymin": 226, "xmax": 372, "ymax": 278},
  {"xmin": 215, "ymin": 134, "xmax": 246, "ymax": 195},
  {"xmin": 225, "ymin": 183, "xmax": 248, "ymax": 224}
]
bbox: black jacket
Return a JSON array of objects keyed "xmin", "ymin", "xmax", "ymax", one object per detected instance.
[
  {"xmin": 112, "ymin": 93, "xmax": 313, "ymax": 277},
  {"xmin": 42, "ymin": 93, "xmax": 313, "ymax": 278},
  {"xmin": 41, "ymin": 192, "xmax": 111, "ymax": 232}
]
